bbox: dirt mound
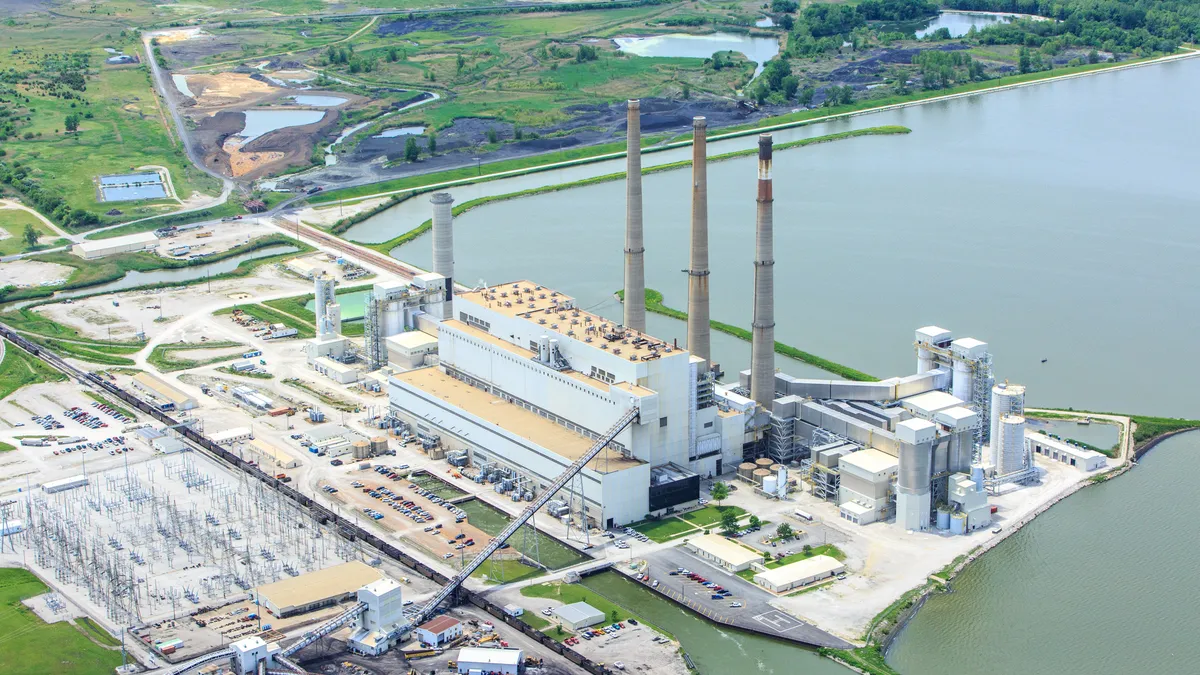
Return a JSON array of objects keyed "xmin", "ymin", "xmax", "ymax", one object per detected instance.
[{"xmin": 187, "ymin": 72, "xmax": 277, "ymax": 109}]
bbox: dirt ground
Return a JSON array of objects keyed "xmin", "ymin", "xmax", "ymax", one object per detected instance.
[
  {"xmin": 154, "ymin": 219, "xmax": 277, "ymax": 257},
  {"xmin": 294, "ymin": 197, "xmax": 391, "ymax": 227},
  {"xmin": 0, "ymin": 259, "xmax": 73, "ymax": 287},
  {"xmin": 191, "ymin": 107, "xmax": 337, "ymax": 181},
  {"xmin": 182, "ymin": 72, "xmax": 277, "ymax": 109},
  {"xmin": 223, "ymin": 136, "xmax": 287, "ymax": 177}
]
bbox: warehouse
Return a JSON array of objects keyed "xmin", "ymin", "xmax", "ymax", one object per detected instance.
[
  {"xmin": 71, "ymin": 231, "xmax": 158, "ymax": 259},
  {"xmin": 151, "ymin": 437, "xmax": 189, "ymax": 454},
  {"xmin": 42, "ymin": 475, "xmax": 88, "ymax": 494},
  {"xmin": 232, "ymin": 386, "xmax": 274, "ymax": 411},
  {"xmin": 414, "ymin": 616, "xmax": 462, "ymax": 647},
  {"xmin": 386, "ymin": 331, "xmax": 439, "ymax": 369},
  {"xmin": 1027, "ymin": 432, "xmax": 1107, "ymax": 471},
  {"xmin": 754, "ymin": 555, "xmax": 846, "ymax": 593},
  {"xmin": 686, "ymin": 533, "xmax": 762, "ymax": 572},
  {"xmin": 247, "ymin": 438, "xmax": 298, "ymax": 469},
  {"xmin": 132, "ymin": 372, "xmax": 197, "ymax": 411},
  {"xmin": 313, "ymin": 356, "xmax": 360, "ymax": 384},
  {"xmin": 211, "ymin": 427, "xmax": 253, "ymax": 445},
  {"xmin": 553, "ymin": 602, "xmax": 604, "ymax": 630},
  {"xmin": 455, "ymin": 648, "xmax": 524, "ymax": 675},
  {"xmin": 251, "ymin": 561, "xmax": 382, "ymax": 617}
]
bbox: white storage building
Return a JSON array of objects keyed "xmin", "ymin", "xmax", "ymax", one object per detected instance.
[
  {"xmin": 413, "ymin": 615, "xmax": 462, "ymax": 647},
  {"xmin": 151, "ymin": 436, "xmax": 189, "ymax": 454},
  {"xmin": 132, "ymin": 372, "xmax": 196, "ymax": 411},
  {"xmin": 553, "ymin": 602, "xmax": 604, "ymax": 630},
  {"xmin": 685, "ymin": 533, "xmax": 762, "ymax": 572},
  {"xmin": 42, "ymin": 475, "xmax": 88, "ymax": 493},
  {"xmin": 313, "ymin": 356, "xmax": 360, "ymax": 384},
  {"xmin": 754, "ymin": 555, "xmax": 845, "ymax": 593},
  {"xmin": 386, "ymin": 331, "xmax": 439, "ymax": 369},
  {"xmin": 211, "ymin": 427, "xmax": 253, "ymax": 445},
  {"xmin": 1027, "ymin": 432, "xmax": 1107, "ymax": 472},
  {"xmin": 72, "ymin": 231, "xmax": 158, "ymax": 259},
  {"xmin": 247, "ymin": 438, "xmax": 298, "ymax": 469},
  {"xmin": 837, "ymin": 448, "xmax": 899, "ymax": 526},
  {"xmin": 455, "ymin": 648, "xmax": 523, "ymax": 675}
]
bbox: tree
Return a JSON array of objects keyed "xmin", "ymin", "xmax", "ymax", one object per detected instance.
[
  {"xmin": 427, "ymin": 134, "xmax": 437, "ymax": 154},
  {"xmin": 22, "ymin": 223, "xmax": 38, "ymax": 248},
  {"xmin": 748, "ymin": 515, "xmax": 761, "ymax": 529},
  {"xmin": 802, "ymin": 543, "xmax": 813, "ymax": 556},
  {"xmin": 780, "ymin": 15, "xmax": 795, "ymax": 31},
  {"xmin": 456, "ymin": 54, "xmax": 466, "ymax": 74},
  {"xmin": 486, "ymin": 128, "xmax": 498, "ymax": 144},
  {"xmin": 610, "ymin": 609, "xmax": 618, "ymax": 622},
  {"xmin": 1088, "ymin": 49, "xmax": 1101, "ymax": 64},
  {"xmin": 710, "ymin": 481, "xmax": 729, "ymax": 506},
  {"xmin": 776, "ymin": 522, "xmax": 794, "ymax": 540},
  {"xmin": 1018, "ymin": 46, "xmax": 1032, "ymax": 74},
  {"xmin": 64, "ymin": 113, "xmax": 79, "ymax": 133},
  {"xmin": 681, "ymin": 82, "xmax": 690, "ymax": 99},
  {"xmin": 404, "ymin": 136, "xmax": 420, "ymax": 162},
  {"xmin": 771, "ymin": 0, "xmax": 797, "ymax": 12},
  {"xmin": 798, "ymin": 86, "xmax": 815, "ymax": 106},
  {"xmin": 720, "ymin": 510, "xmax": 739, "ymax": 534}
]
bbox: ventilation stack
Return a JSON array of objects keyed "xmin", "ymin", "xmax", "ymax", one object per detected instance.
[
  {"xmin": 431, "ymin": 192, "xmax": 454, "ymax": 282},
  {"xmin": 686, "ymin": 116, "xmax": 711, "ymax": 362},
  {"xmin": 750, "ymin": 134, "xmax": 776, "ymax": 407},
  {"xmin": 623, "ymin": 99, "xmax": 646, "ymax": 333}
]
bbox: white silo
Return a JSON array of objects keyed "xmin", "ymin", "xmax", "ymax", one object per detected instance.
[
  {"xmin": 896, "ymin": 418, "xmax": 936, "ymax": 532},
  {"xmin": 314, "ymin": 274, "xmax": 336, "ymax": 338},
  {"xmin": 989, "ymin": 383, "xmax": 1026, "ymax": 453},
  {"xmin": 949, "ymin": 337, "xmax": 988, "ymax": 402},
  {"xmin": 762, "ymin": 474, "xmax": 778, "ymax": 495},
  {"xmin": 776, "ymin": 466, "xmax": 788, "ymax": 498},
  {"xmin": 914, "ymin": 326, "xmax": 951, "ymax": 374},
  {"xmin": 996, "ymin": 414, "xmax": 1027, "ymax": 476}
]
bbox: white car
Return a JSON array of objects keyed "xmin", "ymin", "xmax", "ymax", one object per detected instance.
[{"xmin": 730, "ymin": 602, "xmax": 743, "ymax": 608}]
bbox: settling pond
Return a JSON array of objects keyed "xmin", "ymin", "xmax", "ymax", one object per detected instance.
[
  {"xmin": 239, "ymin": 110, "xmax": 325, "ymax": 142},
  {"xmin": 56, "ymin": 245, "xmax": 299, "ymax": 299},
  {"xmin": 613, "ymin": 33, "xmax": 780, "ymax": 77}
]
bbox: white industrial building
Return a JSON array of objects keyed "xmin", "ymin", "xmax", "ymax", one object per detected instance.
[
  {"xmin": 1027, "ymin": 432, "xmax": 1106, "ymax": 471},
  {"xmin": 151, "ymin": 436, "xmax": 188, "ymax": 454},
  {"xmin": 362, "ymin": 275, "xmax": 448, "ymax": 370},
  {"xmin": 837, "ymin": 448, "xmax": 898, "ymax": 526},
  {"xmin": 72, "ymin": 231, "xmax": 158, "ymax": 259},
  {"xmin": 132, "ymin": 372, "xmax": 196, "ymax": 411},
  {"xmin": 686, "ymin": 533, "xmax": 762, "ymax": 572},
  {"xmin": 247, "ymin": 438, "xmax": 298, "ymax": 469},
  {"xmin": 386, "ymin": 331, "xmax": 440, "ymax": 369},
  {"xmin": 413, "ymin": 616, "xmax": 462, "ymax": 647},
  {"xmin": 455, "ymin": 648, "xmax": 523, "ymax": 675},
  {"xmin": 313, "ymin": 356, "xmax": 360, "ymax": 384},
  {"xmin": 754, "ymin": 555, "xmax": 845, "ymax": 593},
  {"xmin": 211, "ymin": 427, "xmax": 253, "ymax": 445},
  {"xmin": 387, "ymin": 281, "xmax": 751, "ymax": 528},
  {"xmin": 553, "ymin": 602, "xmax": 604, "ymax": 630},
  {"xmin": 42, "ymin": 475, "xmax": 88, "ymax": 493},
  {"xmin": 349, "ymin": 578, "xmax": 406, "ymax": 655}
]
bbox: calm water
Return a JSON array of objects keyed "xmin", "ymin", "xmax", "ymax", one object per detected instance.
[
  {"xmin": 889, "ymin": 431, "xmax": 1200, "ymax": 674},
  {"xmin": 57, "ymin": 245, "xmax": 298, "ymax": 298},
  {"xmin": 375, "ymin": 126, "xmax": 427, "ymax": 138},
  {"xmin": 239, "ymin": 110, "xmax": 325, "ymax": 141},
  {"xmin": 581, "ymin": 571, "xmax": 843, "ymax": 675},
  {"xmin": 392, "ymin": 57, "xmax": 1200, "ymax": 418},
  {"xmin": 303, "ymin": 289, "xmax": 369, "ymax": 321},
  {"xmin": 171, "ymin": 74, "xmax": 195, "ymax": 98},
  {"xmin": 914, "ymin": 11, "xmax": 1019, "ymax": 38},
  {"xmin": 290, "ymin": 95, "xmax": 347, "ymax": 107},
  {"xmin": 614, "ymin": 33, "xmax": 780, "ymax": 77}
]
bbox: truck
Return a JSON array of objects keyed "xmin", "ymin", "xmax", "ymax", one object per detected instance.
[{"xmin": 243, "ymin": 350, "xmax": 262, "ymax": 359}]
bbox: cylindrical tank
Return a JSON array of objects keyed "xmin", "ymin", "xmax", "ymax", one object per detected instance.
[
  {"xmin": 351, "ymin": 439, "xmax": 371, "ymax": 459},
  {"xmin": 370, "ymin": 436, "xmax": 388, "ymax": 456},
  {"xmin": 769, "ymin": 463, "xmax": 783, "ymax": 473},
  {"xmin": 755, "ymin": 458, "xmax": 773, "ymax": 469},
  {"xmin": 936, "ymin": 507, "xmax": 951, "ymax": 530},
  {"xmin": 916, "ymin": 345, "xmax": 933, "ymax": 374},
  {"xmin": 738, "ymin": 462, "xmax": 755, "ymax": 480},
  {"xmin": 952, "ymin": 358, "xmax": 972, "ymax": 402},
  {"xmin": 997, "ymin": 415, "xmax": 1027, "ymax": 475},
  {"xmin": 950, "ymin": 512, "xmax": 968, "ymax": 535},
  {"xmin": 776, "ymin": 467, "xmax": 788, "ymax": 497},
  {"xmin": 897, "ymin": 439, "xmax": 932, "ymax": 494},
  {"xmin": 762, "ymin": 475, "xmax": 778, "ymax": 494},
  {"xmin": 989, "ymin": 383, "xmax": 1026, "ymax": 450},
  {"xmin": 752, "ymin": 468, "xmax": 770, "ymax": 486},
  {"xmin": 970, "ymin": 463, "xmax": 986, "ymax": 492}
]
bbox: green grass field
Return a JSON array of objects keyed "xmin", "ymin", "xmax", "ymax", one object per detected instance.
[
  {"xmin": 147, "ymin": 340, "xmax": 244, "ymax": 372},
  {"xmin": 521, "ymin": 580, "xmax": 660, "ymax": 636},
  {"xmin": 0, "ymin": 567, "xmax": 123, "ymax": 675},
  {"xmin": 678, "ymin": 504, "xmax": 747, "ymax": 527},
  {"xmin": 0, "ymin": 340, "xmax": 67, "ymax": 401},
  {"xmin": 631, "ymin": 517, "xmax": 699, "ymax": 543},
  {"xmin": 0, "ymin": 210, "xmax": 62, "ymax": 257}
]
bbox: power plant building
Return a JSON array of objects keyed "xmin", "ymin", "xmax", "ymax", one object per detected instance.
[{"xmin": 1027, "ymin": 432, "xmax": 1106, "ymax": 471}]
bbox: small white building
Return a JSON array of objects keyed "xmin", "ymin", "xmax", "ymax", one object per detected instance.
[
  {"xmin": 151, "ymin": 436, "xmax": 188, "ymax": 454},
  {"xmin": 685, "ymin": 533, "xmax": 762, "ymax": 572},
  {"xmin": 211, "ymin": 427, "xmax": 253, "ymax": 445},
  {"xmin": 231, "ymin": 636, "xmax": 281, "ymax": 674},
  {"xmin": 314, "ymin": 356, "xmax": 360, "ymax": 384},
  {"xmin": 456, "ymin": 647, "xmax": 523, "ymax": 675},
  {"xmin": 947, "ymin": 472, "xmax": 991, "ymax": 531},
  {"xmin": 554, "ymin": 602, "xmax": 604, "ymax": 630},
  {"xmin": 132, "ymin": 372, "xmax": 196, "ymax": 411},
  {"xmin": 754, "ymin": 555, "xmax": 845, "ymax": 593},
  {"xmin": 413, "ymin": 615, "xmax": 462, "ymax": 647},
  {"xmin": 247, "ymin": 438, "xmax": 298, "ymax": 469},
  {"xmin": 72, "ymin": 231, "xmax": 158, "ymax": 259},
  {"xmin": 1027, "ymin": 432, "xmax": 1107, "ymax": 471},
  {"xmin": 837, "ymin": 448, "xmax": 899, "ymax": 526},
  {"xmin": 42, "ymin": 475, "xmax": 88, "ymax": 494},
  {"xmin": 386, "ymin": 331, "xmax": 439, "ymax": 369}
]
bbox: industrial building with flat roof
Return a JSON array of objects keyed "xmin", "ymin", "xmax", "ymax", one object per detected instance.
[
  {"xmin": 554, "ymin": 602, "xmax": 604, "ymax": 630},
  {"xmin": 754, "ymin": 555, "xmax": 846, "ymax": 593},
  {"xmin": 132, "ymin": 372, "xmax": 196, "ymax": 411},
  {"xmin": 72, "ymin": 231, "xmax": 158, "ymax": 259},
  {"xmin": 388, "ymin": 280, "xmax": 751, "ymax": 528},
  {"xmin": 1027, "ymin": 432, "xmax": 1107, "ymax": 471},
  {"xmin": 251, "ymin": 560, "xmax": 383, "ymax": 617},
  {"xmin": 455, "ymin": 647, "xmax": 524, "ymax": 675},
  {"xmin": 686, "ymin": 533, "xmax": 762, "ymax": 572},
  {"xmin": 247, "ymin": 438, "xmax": 298, "ymax": 469}
]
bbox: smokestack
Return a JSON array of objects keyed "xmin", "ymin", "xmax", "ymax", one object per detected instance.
[
  {"xmin": 750, "ymin": 134, "xmax": 775, "ymax": 407},
  {"xmin": 431, "ymin": 192, "xmax": 454, "ymax": 294},
  {"xmin": 686, "ymin": 116, "xmax": 710, "ymax": 361},
  {"xmin": 623, "ymin": 99, "xmax": 646, "ymax": 333}
]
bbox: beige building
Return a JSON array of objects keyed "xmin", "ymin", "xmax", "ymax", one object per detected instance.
[
  {"xmin": 754, "ymin": 555, "xmax": 845, "ymax": 593},
  {"xmin": 685, "ymin": 533, "xmax": 762, "ymax": 572},
  {"xmin": 132, "ymin": 372, "xmax": 196, "ymax": 411},
  {"xmin": 247, "ymin": 438, "xmax": 298, "ymax": 469},
  {"xmin": 72, "ymin": 231, "xmax": 158, "ymax": 259},
  {"xmin": 252, "ymin": 561, "xmax": 383, "ymax": 617}
]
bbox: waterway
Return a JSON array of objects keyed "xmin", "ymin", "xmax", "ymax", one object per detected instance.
[
  {"xmin": 56, "ymin": 245, "xmax": 299, "ymax": 299},
  {"xmin": 613, "ymin": 33, "xmax": 780, "ymax": 77},
  {"xmin": 913, "ymin": 11, "xmax": 1019, "ymax": 38},
  {"xmin": 385, "ymin": 57, "xmax": 1200, "ymax": 418},
  {"xmin": 888, "ymin": 431, "xmax": 1200, "ymax": 674},
  {"xmin": 289, "ymin": 95, "xmax": 347, "ymax": 107},
  {"xmin": 580, "ymin": 571, "xmax": 844, "ymax": 674}
]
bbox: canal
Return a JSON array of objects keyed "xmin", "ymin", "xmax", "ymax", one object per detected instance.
[{"xmin": 56, "ymin": 245, "xmax": 300, "ymax": 299}]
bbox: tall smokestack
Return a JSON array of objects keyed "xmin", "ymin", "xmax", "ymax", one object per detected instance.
[
  {"xmin": 431, "ymin": 192, "xmax": 454, "ymax": 286},
  {"xmin": 623, "ymin": 99, "xmax": 646, "ymax": 333},
  {"xmin": 686, "ymin": 116, "xmax": 710, "ymax": 361},
  {"xmin": 750, "ymin": 134, "xmax": 775, "ymax": 407}
]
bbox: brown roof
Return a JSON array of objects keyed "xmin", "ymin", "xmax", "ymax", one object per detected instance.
[{"xmin": 418, "ymin": 615, "xmax": 461, "ymax": 633}]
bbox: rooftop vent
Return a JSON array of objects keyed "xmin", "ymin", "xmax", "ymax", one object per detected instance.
[
  {"xmin": 538, "ymin": 318, "xmax": 546, "ymax": 325},
  {"xmin": 585, "ymin": 337, "xmax": 593, "ymax": 343}
]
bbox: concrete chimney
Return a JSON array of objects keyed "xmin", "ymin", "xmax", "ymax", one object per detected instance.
[
  {"xmin": 623, "ymin": 99, "xmax": 646, "ymax": 333},
  {"xmin": 431, "ymin": 192, "xmax": 454, "ymax": 287},
  {"xmin": 686, "ymin": 116, "xmax": 710, "ymax": 361},
  {"xmin": 750, "ymin": 134, "xmax": 776, "ymax": 407}
]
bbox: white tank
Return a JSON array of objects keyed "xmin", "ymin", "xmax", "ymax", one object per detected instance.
[
  {"xmin": 989, "ymin": 383, "xmax": 1026, "ymax": 449},
  {"xmin": 996, "ymin": 415, "xmax": 1026, "ymax": 475},
  {"xmin": 917, "ymin": 346, "xmax": 933, "ymax": 374},
  {"xmin": 952, "ymin": 358, "xmax": 972, "ymax": 402},
  {"xmin": 776, "ymin": 467, "xmax": 788, "ymax": 497},
  {"xmin": 762, "ymin": 475, "xmax": 778, "ymax": 494}
]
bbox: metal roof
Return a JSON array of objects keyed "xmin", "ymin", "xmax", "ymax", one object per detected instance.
[
  {"xmin": 689, "ymin": 534, "xmax": 762, "ymax": 567},
  {"xmin": 73, "ymin": 231, "xmax": 158, "ymax": 254},
  {"xmin": 417, "ymin": 615, "xmax": 461, "ymax": 634},
  {"xmin": 456, "ymin": 647, "xmax": 523, "ymax": 666},
  {"xmin": 838, "ymin": 448, "xmax": 899, "ymax": 475},
  {"xmin": 553, "ymin": 601, "xmax": 603, "ymax": 625},
  {"xmin": 754, "ymin": 555, "xmax": 845, "ymax": 586},
  {"xmin": 254, "ymin": 561, "xmax": 382, "ymax": 611}
]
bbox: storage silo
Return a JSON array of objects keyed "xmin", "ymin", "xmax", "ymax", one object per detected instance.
[
  {"xmin": 989, "ymin": 383, "xmax": 1025, "ymax": 460},
  {"xmin": 896, "ymin": 419, "xmax": 936, "ymax": 532},
  {"xmin": 752, "ymin": 468, "xmax": 770, "ymax": 486},
  {"xmin": 996, "ymin": 415, "xmax": 1027, "ymax": 475},
  {"xmin": 950, "ymin": 512, "xmax": 968, "ymax": 535},
  {"xmin": 370, "ymin": 436, "xmax": 388, "ymax": 456},
  {"xmin": 762, "ymin": 475, "xmax": 778, "ymax": 494},
  {"xmin": 936, "ymin": 506, "xmax": 952, "ymax": 530},
  {"xmin": 351, "ymin": 439, "xmax": 371, "ymax": 460},
  {"xmin": 776, "ymin": 466, "xmax": 788, "ymax": 497},
  {"xmin": 755, "ymin": 458, "xmax": 773, "ymax": 469},
  {"xmin": 769, "ymin": 463, "xmax": 783, "ymax": 473},
  {"xmin": 738, "ymin": 462, "xmax": 756, "ymax": 480}
]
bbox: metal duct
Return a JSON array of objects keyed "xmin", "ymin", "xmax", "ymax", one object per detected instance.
[{"xmin": 897, "ymin": 439, "xmax": 933, "ymax": 494}]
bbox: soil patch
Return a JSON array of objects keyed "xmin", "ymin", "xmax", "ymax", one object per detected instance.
[
  {"xmin": 185, "ymin": 73, "xmax": 278, "ymax": 109},
  {"xmin": 377, "ymin": 17, "xmax": 491, "ymax": 37},
  {"xmin": 0, "ymin": 260, "xmax": 73, "ymax": 288}
]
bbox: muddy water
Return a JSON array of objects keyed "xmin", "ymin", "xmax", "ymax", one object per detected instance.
[{"xmin": 56, "ymin": 245, "xmax": 299, "ymax": 299}]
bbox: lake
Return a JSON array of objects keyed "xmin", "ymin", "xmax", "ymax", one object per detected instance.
[
  {"xmin": 914, "ymin": 10, "xmax": 1029, "ymax": 38},
  {"xmin": 239, "ymin": 110, "xmax": 325, "ymax": 142},
  {"xmin": 290, "ymin": 95, "xmax": 347, "ymax": 107},
  {"xmin": 57, "ymin": 245, "xmax": 299, "ymax": 299},
  {"xmin": 375, "ymin": 126, "xmax": 427, "ymax": 138},
  {"xmin": 613, "ymin": 32, "xmax": 780, "ymax": 77}
]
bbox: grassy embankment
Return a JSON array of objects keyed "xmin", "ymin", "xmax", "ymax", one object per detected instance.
[
  {"xmin": 0, "ymin": 20, "xmax": 220, "ymax": 225},
  {"xmin": 0, "ymin": 309, "xmax": 145, "ymax": 365},
  {"xmin": 0, "ymin": 441, "xmax": 14, "ymax": 452},
  {"xmin": 618, "ymin": 288, "xmax": 877, "ymax": 382},
  {"xmin": 0, "ymin": 336, "xmax": 71, "ymax": 402},
  {"xmin": 352, "ymin": 126, "xmax": 908, "ymax": 254},
  {"xmin": 520, "ymin": 580, "xmax": 665, "ymax": 642},
  {"xmin": 0, "ymin": 234, "xmax": 306, "ymax": 305},
  {"xmin": 0, "ymin": 567, "xmax": 123, "ymax": 675},
  {"xmin": 262, "ymin": 283, "xmax": 374, "ymax": 338},
  {"xmin": 735, "ymin": 543, "xmax": 848, "ymax": 582},
  {"xmin": 146, "ymin": 340, "xmax": 245, "ymax": 372}
]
